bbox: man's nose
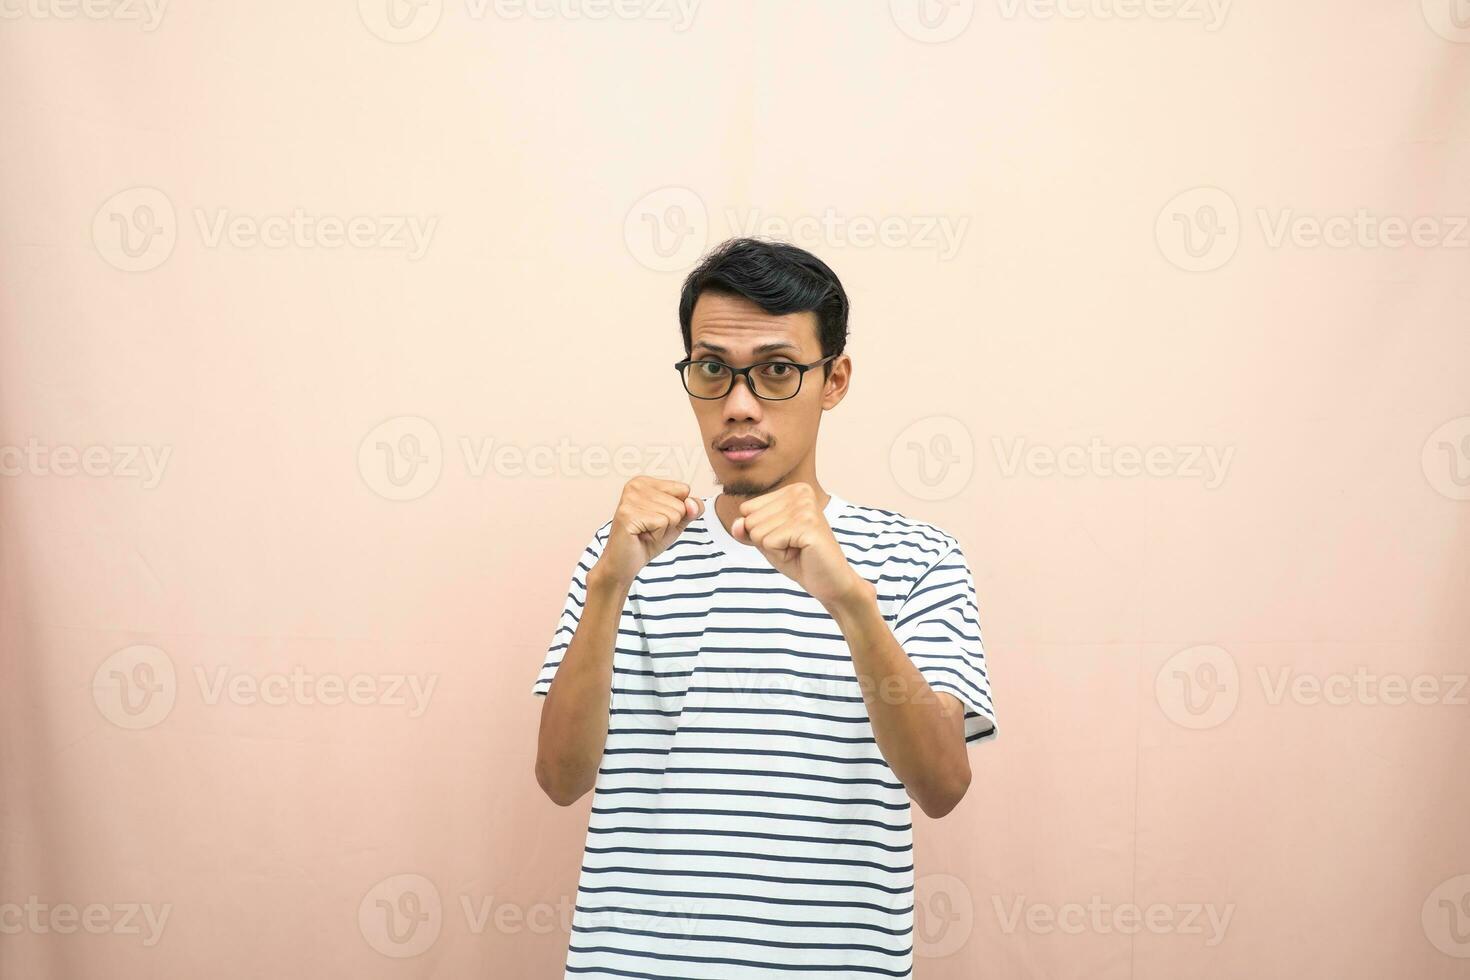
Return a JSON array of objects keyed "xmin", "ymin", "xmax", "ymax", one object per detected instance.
[{"xmin": 723, "ymin": 373, "xmax": 764, "ymax": 419}]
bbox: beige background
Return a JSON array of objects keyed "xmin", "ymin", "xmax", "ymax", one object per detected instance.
[{"xmin": 2, "ymin": 1, "xmax": 1469, "ymax": 977}]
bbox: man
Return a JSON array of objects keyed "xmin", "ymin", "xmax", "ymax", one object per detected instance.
[{"xmin": 532, "ymin": 237, "xmax": 996, "ymax": 978}]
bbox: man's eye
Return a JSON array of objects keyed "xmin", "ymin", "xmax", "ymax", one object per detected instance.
[
  {"xmin": 697, "ymin": 362, "xmax": 730, "ymax": 377},
  {"xmin": 758, "ymin": 363, "xmax": 794, "ymax": 377}
]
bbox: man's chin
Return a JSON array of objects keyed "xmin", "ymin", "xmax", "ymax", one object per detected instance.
[{"xmin": 718, "ymin": 475, "xmax": 778, "ymax": 498}]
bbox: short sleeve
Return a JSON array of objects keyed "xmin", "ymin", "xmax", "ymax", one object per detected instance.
[
  {"xmin": 893, "ymin": 542, "xmax": 997, "ymax": 745},
  {"xmin": 531, "ymin": 521, "xmax": 613, "ymax": 698}
]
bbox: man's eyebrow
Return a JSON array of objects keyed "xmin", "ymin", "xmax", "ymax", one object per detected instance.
[{"xmin": 691, "ymin": 341, "xmax": 802, "ymax": 357}]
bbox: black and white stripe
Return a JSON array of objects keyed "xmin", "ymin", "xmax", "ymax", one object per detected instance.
[{"xmin": 532, "ymin": 493, "xmax": 996, "ymax": 978}]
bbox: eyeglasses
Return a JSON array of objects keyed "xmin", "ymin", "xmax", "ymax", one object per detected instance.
[{"xmin": 674, "ymin": 354, "xmax": 836, "ymax": 401}]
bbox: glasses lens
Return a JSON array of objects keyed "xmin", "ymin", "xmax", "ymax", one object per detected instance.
[
  {"xmin": 684, "ymin": 361, "xmax": 732, "ymax": 398},
  {"xmin": 751, "ymin": 362, "xmax": 802, "ymax": 399}
]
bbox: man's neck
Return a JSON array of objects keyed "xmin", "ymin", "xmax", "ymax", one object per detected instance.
[{"xmin": 714, "ymin": 481, "xmax": 829, "ymax": 533}]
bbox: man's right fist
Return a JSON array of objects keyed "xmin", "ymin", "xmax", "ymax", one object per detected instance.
[{"xmin": 593, "ymin": 477, "xmax": 705, "ymax": 589}]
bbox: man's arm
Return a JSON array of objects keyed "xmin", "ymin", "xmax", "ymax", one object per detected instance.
[
  {"xmin": 534, "ymin": 565, "xmax": 630, "ymax": 806},
  {"xmin": 533, "ymin": 477, "xmax": 703, "ymax": 807},
  {"xmin": 823, "ymin": 578, "xmax": 972, "ymax": 820},
  {"xmin": 727, "ymin": 484, "xmax": 985, "ymax": 819}
]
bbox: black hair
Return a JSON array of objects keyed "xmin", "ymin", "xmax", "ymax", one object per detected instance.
[{"xmin": 678, "ymin": 238, "xmax": 849, "ymax": 378}]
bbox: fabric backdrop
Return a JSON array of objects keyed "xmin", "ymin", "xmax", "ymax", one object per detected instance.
[{"xmin": 2, "ymin": 2, "xmax": 1467, "ymax": 977}]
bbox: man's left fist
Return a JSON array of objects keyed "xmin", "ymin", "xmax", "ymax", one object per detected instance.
[{"xmin": 732, "ymin": 483, "xmax": 867, "ymax": 608}]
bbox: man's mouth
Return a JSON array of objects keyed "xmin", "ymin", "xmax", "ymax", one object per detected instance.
[{"xmin": 718, "ymin": 437, "xmax": 768, "ymax": 463}]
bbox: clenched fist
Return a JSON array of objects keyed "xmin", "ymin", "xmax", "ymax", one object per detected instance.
[
  {"xmin": 732, "ymin": 482, "xmax": 866, "ymax": 609},
  {"xmin": 593, "ymin": 477, "xmax": 705, "ymax": 589}
]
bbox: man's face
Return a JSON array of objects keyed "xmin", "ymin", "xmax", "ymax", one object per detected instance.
[{"xmin": 684, "ymin": 290, "xmax": 850, "ymax": 497}]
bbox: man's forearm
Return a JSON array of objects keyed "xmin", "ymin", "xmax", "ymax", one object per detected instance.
[
  {"xmin": 534, "ymin": 566, "xmax": 630, "ymax": 806},
  {"xmin": 823, "ymin": 578, "xmax": 971, "ymax": 818}
]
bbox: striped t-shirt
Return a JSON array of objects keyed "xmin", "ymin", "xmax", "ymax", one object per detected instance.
[{"xmin": 532, "ymin": 491, "xmax": 997, "ymax": 978}]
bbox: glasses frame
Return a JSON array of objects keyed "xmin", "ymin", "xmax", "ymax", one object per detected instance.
[{"xmin": 673, "ymin": 354, "xmax": 837, "ymax": 401}]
